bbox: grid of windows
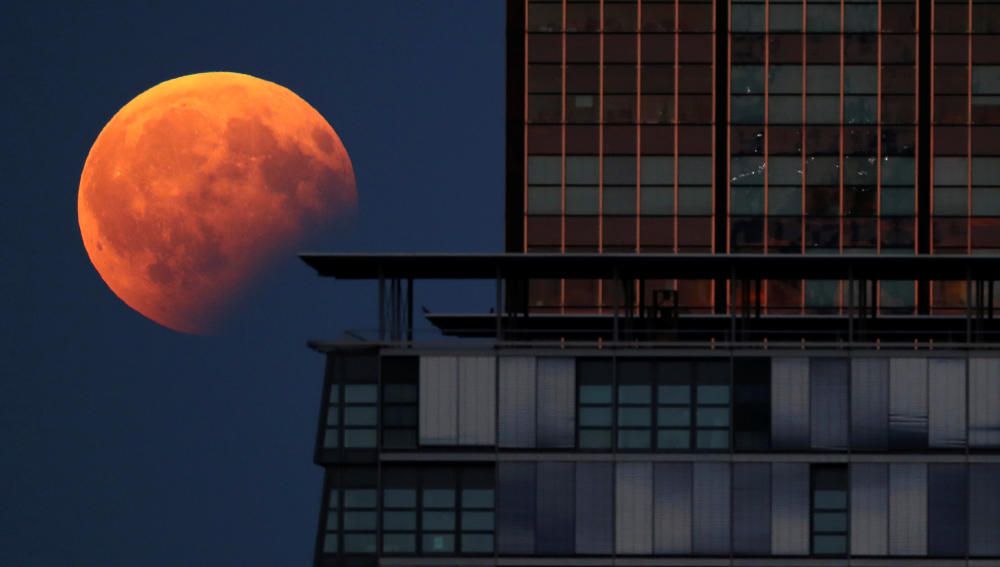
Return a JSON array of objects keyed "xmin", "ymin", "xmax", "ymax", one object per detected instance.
[
  {"xmin": 322, "ymin": 384, "xmax": 339, "ymax": 450},
  {"xmin": 931, "ymin": 0, "xmax": 1000, "ymax": 313},
  {"xmin": 343, "ymin": 383, "xmax": 377, "ymax": 448},
  {"xmin": 811, "ymin": 465, "xmax": 849, "ymax": 556},
  {"xmin": 381, "ymin": 467, "xmax": 495, "ymax": 556},
  {"xmin": 578, "ymin": 358, "xmax": 614, "ymax": 449},
  {"xmin": 516, "ymin": 1, "xmax": 1000, "ymax": 316},
  {"xmin": 577, "ymin": 358, "xmax": 732, "ymax": 451},
  {"xmin": 729, "ymin": 0, "xmax": 917, "ymax": 313},
  {"xmin": 524, "ymin": 0, "xmax": 715, "ymax": 313},
  {"xmin": 323, "ymin": 355, "xmax": 379, "ymax": 452},
  {"xmin": 323, "ymin": 468, "xmax": 379, "ymax": 556},
  {"xmin": 381, "ymin": 357, "xmax": 418, "ymax": 450}
]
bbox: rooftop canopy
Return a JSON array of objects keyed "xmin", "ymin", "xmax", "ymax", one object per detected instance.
[{"xmin": 300, "ymin": 252, "xmax": 1000, "ymax": 281}]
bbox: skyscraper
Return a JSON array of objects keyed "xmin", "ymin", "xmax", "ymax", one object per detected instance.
[
  {"xmin": 509, "ymin": 0, "xmax": 1000, "ymax": 315},
  {"xmin": 303, "ymin": 2, "xmax": 1000, "ymax": 566}
]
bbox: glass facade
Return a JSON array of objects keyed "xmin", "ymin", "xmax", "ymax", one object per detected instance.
[
  {"xmin": 513, "ymin": 0, "xmax": 1000, "ymax": 315},
  {"xmin": 315, "ymin": 350, "xmax": 1000, "ymax": 563}
]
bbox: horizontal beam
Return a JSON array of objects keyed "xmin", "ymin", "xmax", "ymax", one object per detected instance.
[{"xmin": 300, "ymin": 252, "xmax": 1000, "ymax": 282}]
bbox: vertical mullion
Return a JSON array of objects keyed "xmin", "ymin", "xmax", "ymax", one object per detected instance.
[
  {"xmin": 967, "ymin": 0, "xmax": 973, "ymax": 257},
  {"xmin": 599, "ymin": 0, "xmax": 606, "ymax": 313},
  {"xmin": 839, "ymin": 0, "xmax": 846, "ymax": 264},
  {"xmin": 523, "ymin": 0, "xmax": 529, "ymax": 253},
  {"xmin": 674, "ymin": 0, "xmax": 681, "ymax": 305},
  {"xmin": 917, "ymin": 0, "xmax": 933, "ymax": 312},
  {"xmin": 714, "ymin": 0, "xmax": 730, "ymax": 313},
  {"xmin": 560, "ymin": 0, "xmax": 567, "ymax": 312},
  {"xmin": 913, "ymin": 1, "xmax": 932, "ymax": 313},
  {"xmin": 637, "ymin": 0, "xmax": 643, "ymax": 254},
  {"xmin": 763, "ymin": 0, "xmax": 771, "ymax": 315}
]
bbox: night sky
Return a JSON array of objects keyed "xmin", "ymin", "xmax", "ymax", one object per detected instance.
[{"xmin": 1, "ymin": 3, "xmax": 503, "ymax": 565}]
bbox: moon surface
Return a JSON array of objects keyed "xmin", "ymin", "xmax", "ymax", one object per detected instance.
[{"xmin": 78, "ymin": 72, "xmax": 356, "ymax": 334}]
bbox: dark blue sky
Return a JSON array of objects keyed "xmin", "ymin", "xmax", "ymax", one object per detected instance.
[{"xmin": 1, "ymin": 3, "xmax": 503, "ymax": 565}]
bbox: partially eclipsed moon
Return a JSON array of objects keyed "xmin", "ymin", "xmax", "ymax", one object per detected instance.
[{"xmin": 78, "ymin": 72, "xmax": 357, "ymax": 334}]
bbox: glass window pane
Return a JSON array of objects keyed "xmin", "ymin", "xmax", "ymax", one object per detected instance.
[
  {"xmin": 384, "ymin": 510, "xmax": 416, "ymax": 530},
  {"xmin": 345, "ymin": 384, "xmax": 377, "ymax": 404},
  {"xmin": 580, "ymin": 384, "xmax": 613, "ymax": 404},
  {"xmin": 659, "ymin": 384, "xmax": 691, "ymax": 404},
  {"xmin": 344, "ymin": 489, "xmax": 376, "ymax": 508},
  {"xmin": 424, "ymin": 489, "xmax": 456, "ymax": 508},
  {"xmin": 344, "ymin": 429, "xmax": 377, "ymax": 448},
  {"xmin": 383, "ymin": 384, "xmax": 417, "ymax": 403},
  {"xmin": 658, "ymin": 429, "xmax": 691, "ymax": 449},
  {"xmin": 566, "ymin": 186, "xmax": 600, "ymax": 215},
  {"xmin": 527, "ymin": 186, "xmax": 562, "ymax": 214},
  {"xmin": 344, "ymin": 511, "xmax": 376, "ymax": 530},
  {"xmin": 580, "ymin": 429, "xmax": 613, "ymax": 449},
  {"xmin": 384, "ymin": 489, "xmax": 416, "ymax": 508},
  {"xmin": 344, "ymin": 407, "xmax": 377, "ymax": 426},
  {"xmin": 343, "ymin": 534, "xmax": 377, "ymax": 554},
  {"xmin": 678, "ymin": 157, "xmax": 713, "ymax": 185},
  {"xmin": 461, "ymin": 533, "xmax": 494, "ymax": 553},
  {"xmin": 619, "ymin": 384, "xmax": 652, "ymax": 404},
  {"xmin": 813, "ymin": 511, "xmax": 848, "ymax": 532},
  {"xmin": 618, "ymin": 407, "xmax": 652, "ymax": 426},
  {"xmin": 423, "ymin": 510, "xmax": 455, "ymax": 531},
  {"xmin": 697, "ymin": 407, "xmax": 731, "ymax": 427},
  {"xmin": 813, "ymin": 534, "xmax": 847, "ymax": 555},
  {"xmin": 814, "ymin": 490, "xmax": 847, "ymax": 509},
  {"xmin": 618, "ymin": 430, "xmax": 652, "ymax": 449},
  {"xmin": 528, "ymin": 156, "xmax": 562, "ymax": 185},
  {"xmin": 698, "ymin": 385, "xmax": 730, "ymax": 404},
  {"xmin": 580, "ymin": 406, "xmax": 613, "ymax": 426},
  {"xmin": 567, "ymin": 156, "xmax": 600, "ymax": 185},
  {"xmin": 641, "ymin": 156, "xmax": 674, "ymax": 185},
  {"xmin": 422, "ymin": 534, "xmax": 455, "ymax": 553},
  {"xmin": 696, "ymin": 429, "xmax": 730, "ymax": 449},
  {"xmin": 604, "ymin": 156, "xmax": 637, "ymax": 185},
  {"xmin": 658, "ymin": 407, "xmax": 692, "ymax": 426},
  {"xmin": 462, "ymin": 511, "xmax": 495, "ymax": 531},
  {"xmin": 323, "ymin": 533, "xmax": 338, "ymax": 553},
  {"xmin": 382, "ymin": 533, "xmax": 416, "ymax": 553},
  {"xmin": 463, "ymin": 488, "xmax": 494, "ymax": 508}
]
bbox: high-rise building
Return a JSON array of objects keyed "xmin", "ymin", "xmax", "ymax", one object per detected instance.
[
  {"xmin": 508, "ymin": 0, "xmax": 1000, "ymax": 315},
  {"xmin": 303, "ymin": 2, "xmax": 1000, "ymax": 566}
]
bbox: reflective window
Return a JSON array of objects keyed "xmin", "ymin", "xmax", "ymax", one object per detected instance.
[{"xmin": 812, "ymin": 465, "xmax": 848, "ymax": 556}]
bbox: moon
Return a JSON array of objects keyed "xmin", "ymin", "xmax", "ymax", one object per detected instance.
[{"xmin": 78, "ymin": 72, "xmax": 357, "ymax": 334}]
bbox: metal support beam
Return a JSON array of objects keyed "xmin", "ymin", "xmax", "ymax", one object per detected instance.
[
  {"xmin": 377, "ymin": 270, "xmax": 385, "ymax": 341},
  {"xmin": 406, "ymin": 278, "xmax": 414, "ymax": 343}
]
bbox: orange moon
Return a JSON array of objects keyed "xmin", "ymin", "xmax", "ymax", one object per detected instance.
[{"xmin": 78, "ymin": 72, "xmax": 356, "ymax": 334}]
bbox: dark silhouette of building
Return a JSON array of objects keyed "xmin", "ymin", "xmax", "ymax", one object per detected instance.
[{"xmin": 304, "ymin": 1, "xmax": 1000, "ymax": 566}]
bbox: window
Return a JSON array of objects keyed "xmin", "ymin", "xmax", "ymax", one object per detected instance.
[
  {"xmin": 578, "ymin": 359, "xmax": 613, "ymax": 449},
  {"xmin": 422, "ymin": 469, "xmax": 457, "ymax": 554},
  {"xmin": 323, "ymin": 486, "xmax": 339, "ymax": 553},
  {"xmin": 812, "ymin": 465, "xmax": 849, "ymax": 556},
  {"xmin": 382, "ymin": 469, "xmax": 417, "ymax": 554},
  {"xmin": 383, "ymin": 466, "xmax": 494, "ymax": 555},
  {"xmin": 382, "ymin": 357, "xmax": 418, "ymax": 450},
  {"xmin": 324, "ymin": 354, "xmax": 377, "ymax": 451},
  {"xmin": 342, "ymin": 470, "xmax": 378, "ymax": 554},
  {"xmin": 344, "ymin": 383, "xmax": 377, "ymax": 448},
  {"xmin": 460, "ymin": 468, "xmax": 495, "ymax": 553},
  {"xmin": 323, "ymin": 384, "xmax": 339, "ymax": 449},
  {"xmin": 695, "ymin": 362, "xmax": 731, "ymax": 450},
  {"xmin": 733, "ymin": 358, "xmax": 771, "ymax": 450},
  {"xmin": 657, "ymin": 361, "xmax": 693, "ymax": 449},
  {"xmin": 617, "ymin": 360, "xmax": 653, "ymax": 449}
]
